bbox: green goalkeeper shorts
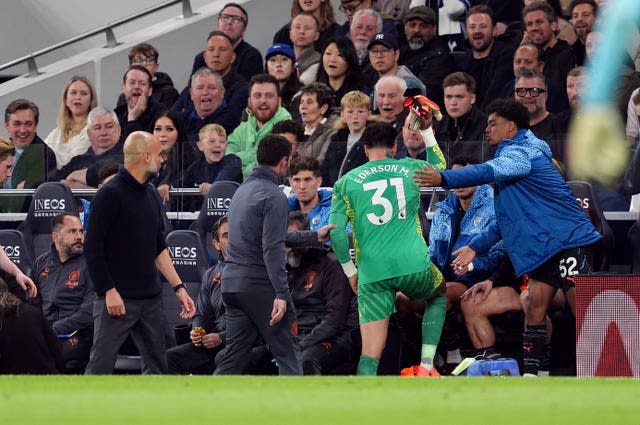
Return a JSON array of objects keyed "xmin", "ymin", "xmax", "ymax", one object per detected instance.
[{"xmin": 357, "ymin": 264, "xmax": 444, "ymax": 324}]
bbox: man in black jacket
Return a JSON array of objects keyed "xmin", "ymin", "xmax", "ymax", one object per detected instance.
[
  {"xmin": 454, "ymin": 5, "xmax": 515, "ymax": 111},
  {"xmin": 287, "ymin": 212, "xmax": 356, "ymax": 375},
  {"xmin": 399, "ymin": 6, "xmax": 454, "ymax": 108},
  {"xmin": 522, "ymin": 2, "xmax": 577, "ymax": 98},
  {"xmin": 114, "ymin": 66, "xmax": 164, "ymax": 145},
  {"xmin": 434, "ymin": 72, "xmax": 492, "ymax": 164},
  {"xmin": 179, "ymin": 68, "xmax": 238, "ymax": 145},
  {"xmin": 166, "ymin": 216, "xmax": 229, "ymax": 374},
  {"xmin": 116, "ymin": 43, "xmax": 179, "ymax": 110},
  {"xmin": 189, "ymin": 2, "xmax": 263, "ymax": 83},
  {"xmin": 32, "ymin": 212, "xmax": 94, "ymax": 373},
  {"xmin": 172, "ymin": 31, "xmax": 248, "ymax": 122},
  {"xmin": 85, "ymin": 131, "xmax": 195, "ymax": 374},
  {"xmin": 54, "ymin": 107, "xmax": 123, "ymax": 188}
]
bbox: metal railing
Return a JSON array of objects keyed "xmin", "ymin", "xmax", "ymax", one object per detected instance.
[
  {"xmin": 1, "ymin": 187, "xmax": 638, "ymax": 222},
  {"xmin": 0, "ymin": 0, "xmax": 194, "ymax": 77}
]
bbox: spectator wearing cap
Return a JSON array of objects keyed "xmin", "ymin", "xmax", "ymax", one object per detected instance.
[
  {"xmin": 368, "ymin": 32, "xmax": 426, "ymax": 99},
  {"xmin": 190, "ymin": 2, "xmax": 263, "ymax": 82},
  {"xmin": 337, "ymin": 0, "xmax": 398, "ymax": 38},
  {"xmin": 264, "ymin": 43, "xmax": 302, "ymax": 113},
  {"xmin": 399, "ymin": 5, "xmax": 454, "ymax": 108},
  {"xmin": 290, "ymin": 12, "xmax": 322, "ymax": 85}
]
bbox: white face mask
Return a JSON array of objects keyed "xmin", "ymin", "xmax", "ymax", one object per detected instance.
[{"xmin": 286, "ymin": 252, "xmax": 302, "ymax": 268}]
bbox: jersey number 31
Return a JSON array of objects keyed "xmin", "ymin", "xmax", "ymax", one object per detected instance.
[{"xmin": 363, "ymin": 178, "xmax": 407, "ymax": 226}]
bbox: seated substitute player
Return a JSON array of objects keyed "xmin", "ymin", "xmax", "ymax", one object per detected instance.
[
  {"xmin": 286, "ymin": 212, "xmax": 357, "ymax": 375},
  {"xmin": 329, "ymin": 115, "xmax": 448, "ymax": 377},
  {"xmin": 428, "ymin": 157, "xmax": 505, "ymax": 366},
  {"xmin": 287, "ymin": 156, "xmax": 331, "ymax": 231},
  {"xmin": 414, "ymin": 98, "xmax": 602, "ymax": 376},
  {"xmin": 31, "ymin": 213, "xmax": 95, "ymax": 373},
  {"xmin": 166, "ymin": 216, "xmax": 228, "ymax": 374}
]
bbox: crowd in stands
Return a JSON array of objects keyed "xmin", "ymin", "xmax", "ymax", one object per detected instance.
[{"xmin": 1, "ymin": 0, "xmax": 640, "ymax": 375}]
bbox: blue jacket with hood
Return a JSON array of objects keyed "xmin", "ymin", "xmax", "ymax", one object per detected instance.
[
  {"xmin": 429, "ymin": 184, "xmax": 505, "ymax": 286},
  {"xmin": 440, "ymin": 129, "xmax": 601, "ymax": 276}
]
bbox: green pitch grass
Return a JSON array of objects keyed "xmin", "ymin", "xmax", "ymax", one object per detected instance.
[{"xmin": 1, "ymin": 376, "xmax": 637, "ymax": 424}]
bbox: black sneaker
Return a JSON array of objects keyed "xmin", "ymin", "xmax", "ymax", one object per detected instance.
[{"xmin": 475, "ymin": 348, "xmax": 502, "ymax": 360}]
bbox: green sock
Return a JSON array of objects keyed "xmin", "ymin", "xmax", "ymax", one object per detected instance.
[
  {"xmin": 357, "ymin": 355, "xmax": 379, "ymax": 376},
  {"xmin": 420, "ymin": 295, "xmax": 447, "ymax": 366}
]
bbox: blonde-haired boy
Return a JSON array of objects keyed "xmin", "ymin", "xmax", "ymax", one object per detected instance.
[
  {"xmin": 181, "ymin": 124, "xmax": 242, "ymax": 197},
  {"xmin": 321, "ymin": 90, "xmax": 374, "ymax": 186}
]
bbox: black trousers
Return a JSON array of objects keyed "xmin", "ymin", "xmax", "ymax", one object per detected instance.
[
  {"xmin": 214, "ymin": 290, "xmax": 302, "ymax": 375},
  {"xmin": 85, "ymin": 295, "xmax": 167, "ymax": 374},
  {"xmin": 300, "ymin": 338, "xmax": 352, "ymax": 375},
  {"xmin": 166, "ymin": 342, "xmax": 224, "ymax": 374}
]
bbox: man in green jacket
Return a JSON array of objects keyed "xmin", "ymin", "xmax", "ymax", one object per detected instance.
[{"xmin": 226, "ymin": 74, "xmax": 292, "ymax": 180}]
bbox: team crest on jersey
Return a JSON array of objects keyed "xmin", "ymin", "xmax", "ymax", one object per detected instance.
[
  {"xmin": 212, "ymin": 272, "xmax": 222, "ymax": 285},
  {"xmin": 65, "ymin": 269, "xmax": 80, "ymax": 289},
  {"xmin": 40, "ymin": 267, "xmax": 49, "ymax": 279},
  {"xmin": 304, "ymin": 271, "xmax": 317, "ymax": 291},
  {"xmin": 311, "ymin": 215, "xmax": 321, "ymax": 226}
]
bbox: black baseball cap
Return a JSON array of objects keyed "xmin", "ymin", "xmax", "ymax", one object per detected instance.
[{"xmin": 367, "ymin": 33, "xmax": 399, "ymax": 51}]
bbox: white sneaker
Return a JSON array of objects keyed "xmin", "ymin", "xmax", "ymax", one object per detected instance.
[{"xmin": 523, "ymin": 373, "xmax": 538, "ymax": 378}]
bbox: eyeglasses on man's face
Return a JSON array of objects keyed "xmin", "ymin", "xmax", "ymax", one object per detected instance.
[
  {"xmin": 514, "ymin": 87, "xmax": 547, "ymax": 97},
  {"xmin": 131, "ymin": 56, "xmax": 157, "ymax": 65},
  {"xmin": 369, "ymin": 47, "xmax": 393, "ymax": 56},
  {"xmin": 339, "ymin": 0, "xmax": 364, "ymax": 14},
  {"xmin": 218, "ymin": 13, "xmax": 245, "ymax": 25}
]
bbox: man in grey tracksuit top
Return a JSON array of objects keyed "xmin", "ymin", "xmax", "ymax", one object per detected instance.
[{"xmin": 215, "ymin": 135, "xmax": 325, "ymax": 375}]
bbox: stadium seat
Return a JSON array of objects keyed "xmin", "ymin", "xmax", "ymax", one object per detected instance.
[
  {"xmin": 162, "ymin": 229, "xmax": 209, "ymax": 347},
  {"xmin": 188, "ymin": 180, "xmax": 238, "ymax": 264},
  {"xmin": 567, "ymin": 180, "xmax": 615, "ymax": 272},
  {"xmin": 0, "ymin": 229, "xmax": 32, "ymax": 274},
  {"xmin": 17, "ymin": 182, "xmax": 80, "ymax": 260}
]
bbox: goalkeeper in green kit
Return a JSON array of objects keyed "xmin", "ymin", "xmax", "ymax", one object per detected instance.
[{"xmin": 329, "ymin": 97, "xmax": 448, "ymax": 376}]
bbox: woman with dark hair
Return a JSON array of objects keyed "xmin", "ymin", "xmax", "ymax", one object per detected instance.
[
  {"xmin": 151, "ymin": 110, "xmax": 198, "ymax": 205},
  {"xmin": 264, "ymin": 43, "xmax": 303, "ymax": 113},
  {"xmin": 0, "ymin": 277, "xmax": 63, "ymax": 374},
  {"xmin": 316, "ymin": 37, "xmax": 369, "ymax": 107},
  {"xmin": 273, "ymin": 0, "xmax": 340, "ymax": 52}
]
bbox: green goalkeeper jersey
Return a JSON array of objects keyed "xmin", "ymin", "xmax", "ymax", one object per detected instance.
[{"xmin": 330, "ymin": 155, "xmax": 443, "ymax": 285}]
